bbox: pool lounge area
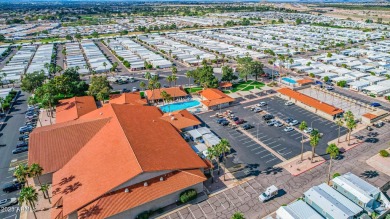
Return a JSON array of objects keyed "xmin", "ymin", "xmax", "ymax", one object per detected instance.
[
  {"xmin": 159, "ymin": 100, "xmax": 201, "ymax": 113},
  {"xmin": 282, "ymin": 77, "xmax": 297, "ymax": 85}
]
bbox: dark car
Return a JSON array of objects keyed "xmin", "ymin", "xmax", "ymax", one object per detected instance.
[
  {"xmin": 216, "ymin": 118, "xmax": 227, "ymax": 124},
  {"xmin": 370, "ymin": 102, "xmax": 381, "ymax": 107},
  {"xmin": 18, "ymin": 134, "xmax": 29, "ymax": 141},
  {"xmin": 16, "ymin": 142, "xmax": 28, "ymax": 148},
  {"xmin": 235, "ymin": 119, "xmax": 245, "ymax": 125},
  {"xmin": 366, "ymin": 126, "xmax": 373, "ymax": 131},
  {"xmin": 374, "ymin": 121, "xmax": 384, "ymax": 128},
  {"xmin": 285, "ymin": 117, "xmax": 293, "ymax": 123},
  {"xmin": 365, "ymin": 138, "xmax": 378, "ymax": 143},
  {"xmin": 367, "ymin": 132, "xmax": 378, "ymax": 137},
  {"xmin": 221, "ymin": 121, "xmax": 230, "ymax": 126},
  {"xmin": 2, "ymin": 182, "xmax": 21, "ymax": 193},
  {"xmin": 122, "ymin": 88, "xmax": 130, "ymax": 93},
  {"xmin": 262, "ymin": 114, "xmax": 274, "ymax": 120},
  {"xmin": 0, "ymin": 113, "xmax": 5, "ymax": 118},
  {"xmin": 12, "ymin": 147, "xmax": 28, "ymax": 154},
  {"xmin": 232, "ymin": 117, "xmax": 239, "ymax": 121},
  {"xmin": 242, "ymin": 124, "xmax": 254, "ymax": 130}
]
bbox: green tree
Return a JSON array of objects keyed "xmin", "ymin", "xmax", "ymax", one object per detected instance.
[
  {"xmin": 39, "ymin": 184, "xmax": 51, "ymax": 204},
  {"xmin": 19, "ymin": 186, "xmax": 39, "ymax": 219},
  {"xmin": 87, "ymin": 76, "xmax": 112, "ymax": 101},
  {"xmin": 172, "ymin": 66, "xmax": 177, "ymax": 75},
  {"xmin": 139, "ymin": 81, "xmax": 146, "ymax": 91},
  {"xmin": 336, "ymin": 119, "xmax": 344, "ymax": 143},
  {"xmin": 295, "ymin": 18, "xmax": 302, "ymax": 25},
  {"xmin": 191, "ymin": 64, "xmax": 219, "ymax": 88},
  {"xmin": 21, "ymin": 71, "xmax": 46, "ymax": 93},
  {"xmin": 29, "ymin": 163, "xmax": 43, "ymax": 187},
  {"xmin": 91, "ymin": 31, "xmax": 99, "ymax": 38},
  {"xmin": 160, "ymin": 90, "xmax": 172, "ymax": 105},
  {"xmin": 324, "ymin": 76, "xmax": 330, "ymax": 82},
  {"xmin": 0, "ymin": 97, "xmax": 4, "ymax": 113},
  {"xmin": 75, "ymin": 33, "xmax": 82, "ymax": 41},
  {"xmin": 327, "ymin": 52, "xmax": 332, "ymax": 58},
  {"xmin": 206, "ymin": 146, "xmax": 218, "ymax": 183},
  {"xmin": 0, "ymin": 34, "xmax": 5, "ymax": 42},
  {"xmin": 217, "ymin": 139, "xmax": 231, "ymax": 181},
  {"xmin": 326, "ymin": 143, "xmax": 340, "ymax": 184},
  {"xmin": 221, "ymin": 66, "xmax": 237, "ymax": 82},
  {"xmin": 337, "ymin": 80, "xmax": 347, "ymax": 87},
  {"xmin": 310, "ymin": 130, "xmax": 321, "ymax": 162},
  {"xmin": 251, "ymin": 61, "xmax": 264, "ymax": 81},
  {"xmin": 186, "ymin": 70, "xmax": 193, "ymax": 88},
  {"xmin": 231, "ymin": 212, "xmax": 245, "ymax": 219},
  {"xmin": 237, "ymin": 56, "xmax": 253, "ymax": 81},
  {"xmin": 14, "ymin": 164, "xmax": 30, "ymax": 186},
  {"xmin": 65, "ymin": 35, "xmax": 72, "ymax": 41},
  {"xmin": 299, "ymin": 121, "xmax": 308, "ymax": 161}
]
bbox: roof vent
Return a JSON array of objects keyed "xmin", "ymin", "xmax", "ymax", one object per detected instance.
[
  {"xmin": 171, "ymin": 116, "xmax": 175, "ymax": 121},
  {"xmin": 144, "ymin": 182, "xmax": 148, "ymax": 187},
  {"xmin": 125, "ymin": 188, "xmax": 129, "ymax": 193},
  {"xmin": 169, "ymin": 113, "xmax": 172, "ymax": 116},
  {"xmin": 160, "ymin": 177, "xmax": 164, "ymax": 181},
  {"xmin": 100, "ymin": 112, "xmax": 103, "ymax": 115}
]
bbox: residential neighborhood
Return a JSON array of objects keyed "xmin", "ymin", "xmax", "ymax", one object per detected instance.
[{"xmin": 0, "ymin": 1, "xmax": 390, "ymax": 219}]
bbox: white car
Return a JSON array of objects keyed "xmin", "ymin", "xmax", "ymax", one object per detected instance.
[
  {"xmin": 274, "ymin": 121, "xmax": 283, "ymax": 127},
  {"xmin": 304, "ymin": 127, "xmax": 313, "ymax": 134},
  {"xmin": 0, "ymin": 198, "xmax": 18, "ymax": 208},
  {"xmin": 132, "ymin": 87, "xmax": 139, "ymax": 92},
  {"xmin": 257, "ymin": 102, "xmax": 267, "ymax": 107},
  {"xmin": 259, "ymin": 185, "xmax": 278, "ymax": 203},
  {"xmin": 289, "ymin": 120, "xmax": 299, "ymax": 126},
  {"xmin": 253, "ymin": 107, "xmax": 262, "ymax": 113},
  {"xmin": 284, "ymin": 126, "xmax": 294, "ymax": 132},
  {"xmin": 285, "ymin": 101, "xmax": 294, "ymax": 106}
]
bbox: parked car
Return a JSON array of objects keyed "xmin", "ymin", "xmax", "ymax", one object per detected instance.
[
  {"xmin": 367, "ymin": 132, "xmax": 378, "ymax": 137},
  {"xmin": 263, "ymin": 114, "xmax": 274, "ymax": 120},
  {"xmin": 18, "ymin": 134, "xmax": 29, "ymax": 141},
  {"xmin": 19, "ymin": 125, "xmax": 33, "ymax": 133},
  {"xmin": 16, "ymin": 142, "xmax": 28, "ymax": 148},
  {"xmin": 235, "ymin": 119, "xmax": 245, "ymax": 125},
  {"xmin": 259, "ymin": 185, "xmax": 278, "ymax": 202},
  {"xmin": 12, "ymin": 147, "xmax": 28, "ymax": 154},
  {"xmin": 122, "ymin": 88, "xmax": 130, "ymax": 93},
  {"xmin": 232, "ymin": 117, "xmax": 239, "ymax": 121},
  {"xmin": 374, "ymin": 121, "xmax": 384, "ymax": 128},
  {"xmin": 25, "ymin": 114, "xmax": 37, "ymax": 120},
  {"xmin": 274, "ymin": 121, "xmax": 283, "ymax": 127},
  {"xmin": 326, "ymin": 86, "xmax": 334, "ymax": 90},
  {"xmin": 0, "ymin": 198, "xmax": 18, "ymax": 208},
  {"xmin": 267, "ymin": 119, "xmax": 276, "ymax": 126},
  {"xmin": 0, "ymin": 113, "xmax": 5, "ymax": 118},
  {"xmin": 221, "ymin": 121, "xmax": 230, "ymax": 126},
  {"xmin": 285, "ymin": 117, "xmax": 293, "ymax": 124},
  {"xmin": 257, "ymin": 102, "xmax": 267, "ymax": 107},
  {"xmin": 370, "ymin": 102, "xmax": 381, "ymax": 107},
  {"xmin": 366, "ymin": 126, "xmax": 373, "ymax": 131},
  {"xmin": 365, "ymin": 138, "xmax": 378, "ymax": 143},
  {"xmin": 289, "ymin": 120, "xmax": 299, "ymax": 126},
  {"xmin": 253, "ymin": 107, "xmax": 262, "ymax": 113},
  {"xmin": 304, "ymin": 127, "xmax": 313, "ymax": 134},
  {"xmin": 284, "ymin": 101, "xmax": 294, "ymax": 106},
  {"xmin": 284, "ymin": 126, "xmax": 294, "ymax": 132},
  {"xmin": 242, "ymin": 124, "xmax": 254, "ymax": 130},
  {"xmin": 216, "ymin": 118, "xmax": 227, "ymax": 124},
  {"xmin": 2, "ymin": 182, "xmax": 21, "ymax": 193},
  {"xmin": 132, "ymin": 87, "xmax": 139, "ymax": 92}
]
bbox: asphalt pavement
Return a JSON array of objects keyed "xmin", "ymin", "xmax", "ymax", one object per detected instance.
[{"xmin": 0, "ymin": 91, "xmax": 28, "ymax": 219}]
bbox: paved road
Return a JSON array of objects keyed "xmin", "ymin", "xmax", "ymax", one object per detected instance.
[
  {"xmin": 0, "ymin": 48, "xmax": 17, "ymax": 70},
  {"xmin": 55, "ymin": 44, "xmax": 65, "ymax": 71},
  {"xmin": 0, "ymin": 91, "xmax": 28, "ymax": 219},
  {"xmin": 95, "ymin": 40, "xmax": 131, "ymax": 75},
  {"xmin": 160, "ymin": 122, "xmax": 390, "ymax": 219}
]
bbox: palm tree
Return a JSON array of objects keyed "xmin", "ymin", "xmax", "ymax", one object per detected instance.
[
  {"xmin": 344, "ymin": 111, "xmax": 356, "ymax": 144},
  {"xmin": 103, "ymin": 62, "xmax": 107, "ymax": 76},
  {"xmin": 172, "ymin": 74, "xmax": 178, "ymax": 87},
  {"xmin": 144, "ymin": 72, "xmax": 151, "ymax": 80},
  {"xmin": 336, "ymin": 119, "xmax": 344, "ymax": 143},
  {"xmin": 0, "ymin": 97, "xmax": 4, "ymax": 113},
  {"xmin": 218, "ymin": 139, "xmax": 231, "ymax": 181},
  {"xmin": 160, "ymin": 90, "xmax": 169, "ymax": 105},
  {"xmin": 206, "ymin": 146, "xmax": 217, "ymax": 183},
  {"xmin": 19, "ymin": 186, "xmax": 38, "ymax": 219},
  {"xmin": 166, "ymin": 75, "xmax": 173, "ymax": 87},
  {"xmin": 186, "ymin": 71, "xmax": 192, "ymax": 88},
  {"xmin": 221, "ymin": 54, "xmax": 226, "ymax": 66},
  {"xmin": 310, "ymin": 130, "xmax": 321, "ymax": 162},
  {"xmin": 139, "ymin": 81, "xmax": 146, "ymax": 91},
  {"xmin": 14, "ymin": 164, "xmax": 30, "ymax": 186},
  {"xmin": 39, "ymin": 184, "xmax": 51, "ymax": 204},
  {"xmin": 326, "ymin": 143, "xmax": 340, "ymax": 184},
  {"xmin": 29, "ymin": 163, "xmax": 43, "ymax": 187},
  {"xmin": 172, "ymin": 66, "xmax": 177, "ymax": 75},
  {"xmin": 299, "ymin": 121, "xmax": 308, "ymax": 161}
]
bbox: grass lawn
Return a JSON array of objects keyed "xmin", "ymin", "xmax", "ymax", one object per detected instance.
[
  {"xmin": 227, "ymin": 80, "xmax": 265, "ymax": 93},
  {"xmin": 185, "ymin": 87, "xmax": 203, "ymax": 93}
]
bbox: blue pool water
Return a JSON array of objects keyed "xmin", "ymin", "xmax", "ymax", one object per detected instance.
[
  {"xmin": 160, "ymin": 100, "xmax": 201, "ymax": 113},
  {"xmin": 282, "ymin": 77, "xmax": 297, "ymax": 84}
]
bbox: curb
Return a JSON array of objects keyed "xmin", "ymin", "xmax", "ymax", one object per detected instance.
[{"xmin": 291, "ymin": 159, "xmax": 326, "ymax": 177}]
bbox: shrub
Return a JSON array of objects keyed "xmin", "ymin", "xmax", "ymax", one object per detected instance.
[
  {"xmin": 333, "ymin": 173, "xmax": 341, "ymax": 178},
  {"xmin": 136, "ymin": 211, "xmax": 150, "ymax": 219},
  {"xmin": 179, "ymin": 189, "xmax": 197, "ymax": 204},
  {"xmin": 379, "ymin": 150, "xmax": 389, "ymax": 157}
]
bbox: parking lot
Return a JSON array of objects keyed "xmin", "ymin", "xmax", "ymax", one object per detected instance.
[
  {"xmin": 197, "ymin": 95, "xmax": 348, "ymax": 178},
  {"xmin": 0, "ymin": 92, "xmax": 29, "ymax": 219}
]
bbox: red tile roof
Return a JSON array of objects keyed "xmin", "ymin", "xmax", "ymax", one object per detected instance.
[
  {"xmin": 219, "ymin": 82, "xmax": 233, "ymax": 88},
  {"xmin": 109, "ymin": 93, "xmax": 147, "ymax": 105},
  {"xmin": 362, "ymin": 113, "xmax": 378, "ymax": 120},
  {"xmin": 56, "ymin": 97, "xmax": 97, "ymax": 123},
  {"xmin": 50, "ymin": 104, "xmax": 207, "ymax": 218},
  {"xmin": 76, "ymin": 170, "xmax": 206, "ymax": 219},
  {"xmin": 296, "ymin": 79, "xmax": 314, "ymax": 85},
  {"xmin": 199, "ymin": 88, "xmax": 235, "ymax": 107},
  {"xmin": 277, "ymin": 88, "xmax": 344, "ymax": 116},
  {"xmin": 28, "ymin": 117, "xmax": 111, "ymax": 174},
  {"xmin": 145, "ymin": 87, "xmax": 187, "ymax": 101},
  {"xmin": 160, "ymin": 110, "xmax": 201, "ymax": 130}
]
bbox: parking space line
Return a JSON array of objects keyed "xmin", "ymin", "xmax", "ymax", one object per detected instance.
[
  {"xmin": 246, "ymin": 143, "xmax": 258, "ymax": 148},
  {"xmin": 260, "ymin": 153, "xmax": 272, "ymax": 158},
  {"xmin": 206, "ymin": 200, "xmax": 217, "ymax": 214},
  {"xmin": 177, "ymin": 210, "xmax": 184, "ymax": 219},
  {"xmin": 230, "ymin": 188, "xmax": 244, "ymax": 202},
  {"xmin": 238, "ymin": 184, "xmax": 251, "ymax": 198},
  {"xmin": 223, "ymin": 191, "xmax": 238, "ymax": 209},
  {"xmin": 197, "ymin": 204, "xmax": 208, "ymax": 218},
  {"xmin": 266, "ymin": 157, "xmax": 278, "ymax": 163},
  {"xmin": 267, "ymin": 141, "xmax": 277, "ymax": 145},
  {"xmin": 188, "ymin": 207, "xmax": 197, "ymax": 219},
  {"xmin": 245, "ymin": 181, "xmax": 259, "ymax": 194}
]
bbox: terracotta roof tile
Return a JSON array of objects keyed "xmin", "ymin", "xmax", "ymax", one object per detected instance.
[
  {"xmin": 219, "ymin": 82, "xmax": 233, "ymax": 88},
  {"xmin": 109, "ymin": 93, "xmax": 147, "ymax": 105},
  {"xmin": 277, "ymin": 88, "xmax": 344, "ymax": 116},
  {"xmin": 145, "ymin": 87, "xmax": 187, "ymax": 101},
  {"xmin": 296, "ymin": 79, "xmax": 314, "ymax": 85},
  {"xmin": 56, "ymin": 96, "xmax": 97, "ymax": 123},
  {"xmin": 76, "ymin": 170, "xmax": 206, "ymax": 219},
  {"xmin": 51, "ymin": 104, "xmax": 207, "ymax": 217},
  {"xmin": 160, "ymin": 110, "xmax": 201, "ymax": 130},
  {"xmin": 199, "ymin": 88, "xmax": 235, "ymax": 107},
  {"xmin": 362, "ymin": 113, "xmax": 378, "ymax": 119},
  {"xmin": 28, "ymin": 117, "xmax": 111, "ymax": 174}
]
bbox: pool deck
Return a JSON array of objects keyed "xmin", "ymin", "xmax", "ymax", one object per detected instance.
[{"xmin": 159, "ymin": 99, "xmax": 202, "ymax": 113}]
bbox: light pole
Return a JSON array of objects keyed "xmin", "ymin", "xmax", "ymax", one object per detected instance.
[{"xmin": 311, "ymin": 121, "xmax": 314, "ymax": 129}]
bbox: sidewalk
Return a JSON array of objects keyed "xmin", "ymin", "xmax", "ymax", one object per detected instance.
[{"xmin": 277, "ymin": 151, "xmax": 325, "ymax": 176}]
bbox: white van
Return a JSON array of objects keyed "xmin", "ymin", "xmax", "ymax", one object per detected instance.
[{"xmin": 259, "ymin": 185, "xmax": 278, "ymax": 202}]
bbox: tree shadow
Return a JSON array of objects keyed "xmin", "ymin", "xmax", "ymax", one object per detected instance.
[
  {"xmin": 58, "ymin": 175, "xmax": 76, "ymax": 186},
  {"xmin": 360, "ymin": 170, "xmax": 379, "ymax": 179},
  {"xmin": 63, "ymin": 182, "xmax": 82, "ymax": 194},
  {"xmin": 262, "ymin": 167, "xmax": 283, "ymax": 175},
  {"xmin": 78, "ymin": 205, "xmax": 102, "ymax": 219}
]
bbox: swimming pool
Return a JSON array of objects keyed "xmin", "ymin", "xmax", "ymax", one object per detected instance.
[
  {"xmin": 160, "ymin": 100, "xmax": 201, "ymax": 113},
  {"xmin": 282, "ymin": 77, "xmax": 297, "ymax": 84}
]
